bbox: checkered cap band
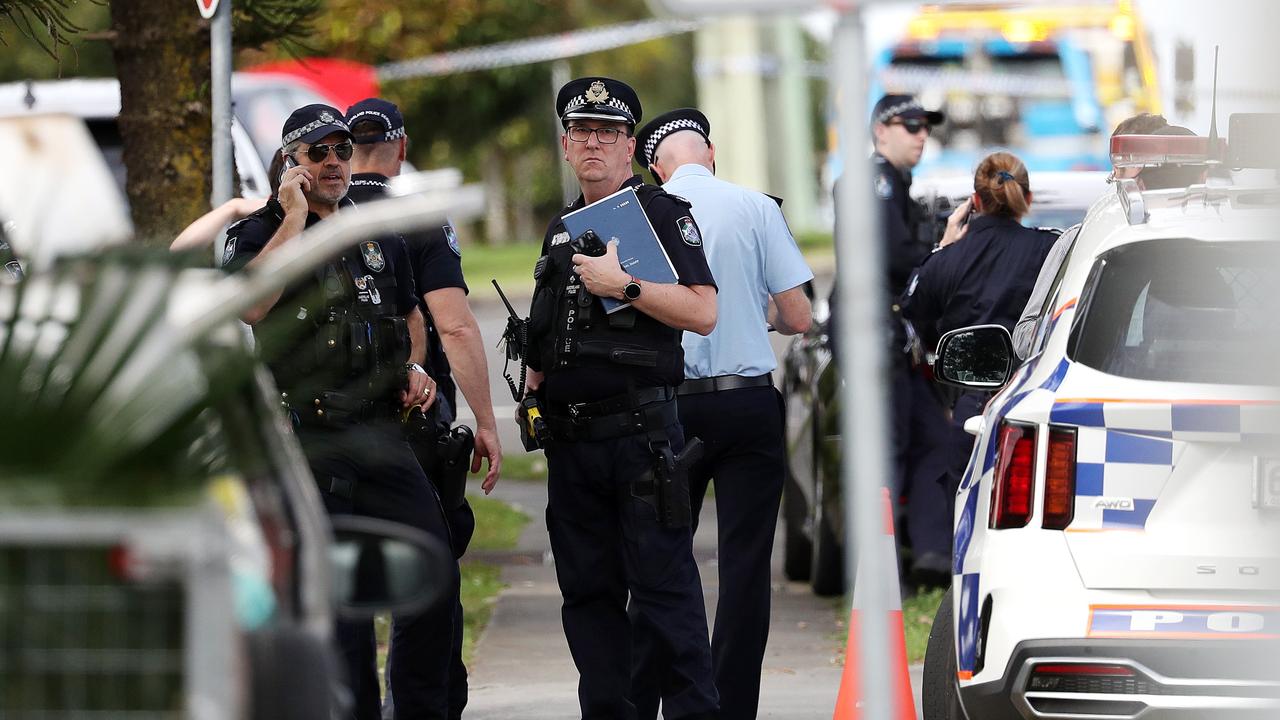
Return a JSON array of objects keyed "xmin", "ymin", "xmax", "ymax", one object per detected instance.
[
  {"xmin": 874, "ymin": 99, "xmax": 925, "ymax": 125},
  {"xmin": 283, "ymin": 116, "xmax": 351, "ymax": 147},
  {"xmin": 642, "ymin": 118, "xmax": 707, "ymax": 166},
  {"xmin": 563, "ymin": 94, "xmax": 633, "ymax": 120}
]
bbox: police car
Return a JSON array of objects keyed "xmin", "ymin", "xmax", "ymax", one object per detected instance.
[{"xmin": 922, "ymin": 123, "xmax": 1280, "ymax": 719}]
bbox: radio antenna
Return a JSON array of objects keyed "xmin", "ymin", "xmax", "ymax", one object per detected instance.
[{"xmin": 1207, "ymin": 45, "xmax": 1221, "ymax": 161}]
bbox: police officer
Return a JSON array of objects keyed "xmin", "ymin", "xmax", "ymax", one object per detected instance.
[
  {"xmin": 903, "ymin": 151, "xmax": 1057, "ymax": 512},
  {"xmin": 869, "ymin": 93, "xmax": 953, "ymax": 582},
  {"xmin": 343, "ymin": 96, "xmax": 502, "ymax": 720},
  {"xmin": 525, "ymin": 77, "xmax": 719, "ymax": 720},
  {"xmin": 629, "ymin": 108, "xmax": 812, "ymax": 720},
  {"xmin": 223, "ymin": 103, "xmax": 457, "ymax": 720},
  {"xmin": 0, "ymin": 224, "xmax": 23, "ymax": 283}
]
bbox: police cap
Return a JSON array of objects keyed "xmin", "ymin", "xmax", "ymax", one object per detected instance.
[
  {"xmin": 634, "ymin": 108, "xmax": 711, "ymax": 169},
  {"xmin": 871, "ymin": 94, "xmax": 944, "ymax": 127},
  {"xmin": 556, "ymin": 77, "xmax": 641, "ymax": 128},
  {"xmin": 345, "ymin": 98, "xmax": 406, "ymax": 145},
  {"xmin": 282, "ymin": 103, "xmax": 353, "ymax": 146}
]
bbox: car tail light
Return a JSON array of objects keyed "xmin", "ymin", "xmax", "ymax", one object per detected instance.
[
  {"xmin": 990, "ymin": 422, "xmax": 1035, "ymax": 529},
  {"xmin": 1043, "ymin": 426, "xmax": 1076, "ymax": 530}
]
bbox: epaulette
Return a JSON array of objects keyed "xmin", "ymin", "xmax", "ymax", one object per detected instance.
[
  {"xmin": 636, "ymin": 183, "xmax": 691, "ymax": 209},
  {"xmin": 228, "ymin": 199, "xmax": 284, "ymax": 235},
  {"xmin": 1033, "ymin": 226, "xmax": 1065, "ymax": 237}
]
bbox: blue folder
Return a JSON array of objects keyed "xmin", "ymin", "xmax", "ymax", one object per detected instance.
[{"xmin": 561, "ymin": 186, "xmax": 680, "ymax": 313}]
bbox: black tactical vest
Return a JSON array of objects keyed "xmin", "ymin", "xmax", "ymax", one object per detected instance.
[
  {"xmin": 250, "ymin": 208, "xmax": 409, "ymax": 402},
  {"xmin": 527, "ymin": 184, "xmax": 684, "ymax": 388}
]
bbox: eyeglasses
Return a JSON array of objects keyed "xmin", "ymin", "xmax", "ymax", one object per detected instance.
[
  {"xmin": 889, "ymin": 119, "xmax": 931, "ymax": 135},
  {"xmin": 566, "ymin": 126, "xmax": 626, "ymax": 144},
  {"xmin": 300, "ymin": 140, "xmax": 354, "ymax": 163}
]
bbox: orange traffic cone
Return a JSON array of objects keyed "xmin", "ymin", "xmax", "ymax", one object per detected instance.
[{"xmin": 833, "ymin": 487, "xmax": 916, "ymax": 720}]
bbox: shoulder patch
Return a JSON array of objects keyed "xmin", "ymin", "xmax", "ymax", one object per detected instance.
[
  {"xmin": 677, "ymin": 216, "xmax": 702, "ymax": 247},
  {"xmin": 443, "ymin": 224, "xmax": 461, "ymax": 257},
  {"xmin": 550, "ymin": 231, "xmax": 571, "ymax": 247},
  {"xmin": 221, "ymin": 236, "xmax": 237, "ymax": 267},
  {"xmin": 875, "ymin": 172, "xmax": 893, "ymax": 200}
]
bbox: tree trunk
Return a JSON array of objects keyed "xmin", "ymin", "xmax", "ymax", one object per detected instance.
[
  {"xmin": 108, "ymin": 0, "xmax": 213, "ymax": 247},
  {"xmin": 482, "ymin": 146, "xmax": 510, "ymax": 246}
]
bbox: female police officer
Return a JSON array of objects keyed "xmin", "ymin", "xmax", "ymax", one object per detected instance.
[
  {"xmin": 523, "ymin": 77, "xmax": 720, "ymax": 720},
  {"xmin": 903, "ymin": 151, "xmax": 1058, "ymax": 513}
]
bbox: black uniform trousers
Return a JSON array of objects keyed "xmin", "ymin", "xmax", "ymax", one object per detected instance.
[
  {"xmin": 297, "ymin": 420, "xmax": 459, "ymax": 720},
  {"xmin": 942, "ymin": 393, "xmax": 988, "ymax": 519},
  {"xmin": 545, "ymin": 421, "xmax": 719, "ymax": 720},
  {"xmin": 890, "ymin": 360, "xmax": 953, "ymax": 563},
  {"xmin": 631, "ymin": 384, "xmax": 786, "ymax": 720}
]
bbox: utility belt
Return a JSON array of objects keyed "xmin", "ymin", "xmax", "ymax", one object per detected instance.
[
  {"xmin": 283, "ymin": 390, "xmax": 399, "ymax": 428},
  {"xmin": 678, "ymin": 372, "xmax": 772, "ymax": 396},
  {"xmin": 546, "ymin": 387, "xmax": 676, "ymax": 443}
]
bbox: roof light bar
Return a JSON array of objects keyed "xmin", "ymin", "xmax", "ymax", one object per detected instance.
[{"xmin": 1110, "ymin": 134, "xmax": 1224, "ymax": 169}]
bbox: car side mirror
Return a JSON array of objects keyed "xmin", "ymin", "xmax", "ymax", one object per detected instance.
[
  {"xmin": 933, "ymin": 324, "xmax": 1016, "ymax": 389},
  {"xmin": 328, "ymin": 515, "xmax": 454, "ymax": 619}
]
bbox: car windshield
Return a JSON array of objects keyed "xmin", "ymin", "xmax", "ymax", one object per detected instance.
[{"xmin": 1070, "ymin": 239, "xmax": 1280, "ymax": 385}]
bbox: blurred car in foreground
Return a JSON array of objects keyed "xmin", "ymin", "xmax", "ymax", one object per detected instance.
[
  {"xmin": 781, "ymin": 170, "xmax": 1106, "ymax": 597},
  {"xmin": 922, "ymin": 128, "xmax": 1280, "ymax": 719},
  {"xmin": 0, "ymin": 190, "xmax": 468, "ymax": 716}
]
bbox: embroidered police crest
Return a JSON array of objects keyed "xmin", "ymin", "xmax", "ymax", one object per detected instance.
[
  {"xmin": 444, "ymin": 225, "xmax": 461, "ymax": 257},
  {"xmin": 677, "ymin": 216, "xmax": 702, "ymax": 247},
  {"xmin": 551, "ymin": 231, "xmax": 571, "ymax": 247},
  {"xmin": 361, "ymin": 241, "xmax": 386, "ymax": 272},
  {"xmin": 875, "ymin": 172, "xmax": 893, "ymax": 199}
]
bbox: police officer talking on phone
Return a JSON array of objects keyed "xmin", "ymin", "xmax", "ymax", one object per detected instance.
[
  {"xmin": 524, "ymin": 77, "xmax": 720, "ymax": 719},
  {"xmin": 222, "ymin": 103, "xmax": 457, "ymax": 720}
]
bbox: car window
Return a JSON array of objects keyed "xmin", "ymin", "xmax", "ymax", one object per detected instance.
[
  {"xmin": 1069, "ymin": 239, "xmax": 1280, "ymax": 384},
  {"xmin": 1029, "ymin": 226, "xmax": 1081, "ymax": 356}
]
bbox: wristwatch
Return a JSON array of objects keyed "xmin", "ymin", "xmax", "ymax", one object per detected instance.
[
  {"xmin": 623, "ymin": 276, "xmax": 642, "ymax": 301},
  {"xmin": 405, "ymin": 362, "xmax": 427, "ymax": 376}
]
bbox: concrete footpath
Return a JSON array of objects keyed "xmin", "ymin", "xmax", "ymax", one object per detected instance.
[{"xmin": 464, "ymin": 479, "xmax": 926, "ymax": 719}]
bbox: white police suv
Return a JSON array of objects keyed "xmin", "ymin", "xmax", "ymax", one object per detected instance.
[{"xmin": 922, "ymin": 121, "xmax": 1280, "ymax": 719}]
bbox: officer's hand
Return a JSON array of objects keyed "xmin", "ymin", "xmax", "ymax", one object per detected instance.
[
  {"xmin": 939, "ymin": 198, "xmax": 972, "ymax": 249},
  {"xmin": 473, "ymin": 426, "xmax": 502, "ymax": 494},
  {"xmin": 278, "ymin": 166, "xmax": 313, "ymax": 218},
  {"xmin": 572, "ymin": 240, "xmax": 629, "ymax": 300},
  {"xmin": 400, "ymin": 369, "xmax": 437, "ymax": 411}
]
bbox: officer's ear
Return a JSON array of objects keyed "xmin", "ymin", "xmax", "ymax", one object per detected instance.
[
  {"xmin": 397, "ymin": 137, "xmax": 408, "ymax": 164},
  {"xmin": 707, "ymin": 141, "xmax": 716, "ymax": 172}
]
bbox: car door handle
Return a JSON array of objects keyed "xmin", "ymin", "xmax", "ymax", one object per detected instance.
[{"xmin": 963, "ymin": 416, "xmax": 985, "ymax": 436}]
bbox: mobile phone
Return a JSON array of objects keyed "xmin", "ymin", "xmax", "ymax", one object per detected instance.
[
  {"xmin": 958, "ymin": 198, "xmax": 973, "ymax": 227},
  {"xmin": 278, "ymin": 154, "xmax": 298, "ymax": 190}
]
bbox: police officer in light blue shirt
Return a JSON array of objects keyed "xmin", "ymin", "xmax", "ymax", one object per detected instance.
[{"xmin": 629, "ymin": 108, "xmax": 813, "ymax": 720}]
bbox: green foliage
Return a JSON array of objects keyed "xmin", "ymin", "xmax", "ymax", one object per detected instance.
[
  {"xmin": 0, "ymin": 0, "xmax": 113, "ymax": 80},
  {"xmin": 0, "ymin": 0, "xmax": 91, "ymax": 57},
  {"xmin": 902, "ymin": 586, "xmax": 947, "ymax": 664},
  {"xmin": 468, "ymin": 492, "xmax": 531, "ymax": 552},
  {"xmin": 232, "ymin": 0, "xmax": 321, "ymax": 54}
]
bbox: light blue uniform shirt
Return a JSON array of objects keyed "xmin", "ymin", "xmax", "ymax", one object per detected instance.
[{"xmin": 663, "ymin": 164, "xmax": 814, "ymax": 379}]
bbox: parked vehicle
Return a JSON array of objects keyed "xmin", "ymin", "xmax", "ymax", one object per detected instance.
[
  {"xmin": 922, "ymin": 126, "xmax": 1280, "ymax": 719},
  {"xmin": 782, "ymin": 170, "xmax": 1105, "ymax": 597}
]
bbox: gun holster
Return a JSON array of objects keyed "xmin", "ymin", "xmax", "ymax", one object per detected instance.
[
  {"xmin": 433, "ymin": 425, "xmax": 475, "ymax": 510},
  {"xmin": 634, "ymin": 436, "xmax": 704, "ymax": 529}
]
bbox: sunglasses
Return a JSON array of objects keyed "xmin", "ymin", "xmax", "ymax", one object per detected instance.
[
  {"xmin": 889, "ymin": 119, "xmax": 931, "ymax": 135},
  {"xmin": 299, "ymin": 140, "xmax": 354, "ymax": 163}
]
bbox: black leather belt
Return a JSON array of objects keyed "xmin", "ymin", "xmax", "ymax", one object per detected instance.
[
  {"xmin": 556, "ymin": 386, "xmax": 675, "ymax": 419},
  {"xmin": 547, "ymin": 397, "xmax": 677, "ymax": 442},
  {"xmin": 677, "ymin": 373, "xmax": 773, "ymax": 396}
]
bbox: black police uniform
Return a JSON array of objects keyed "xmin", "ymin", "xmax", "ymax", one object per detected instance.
[
  {"xmin": 868, "ymin": 151, "xmax": 954, "ymax": 574},
  {"xmin": 345, "ymin": 171, "xmax": 475, "ymax": 720},
  {"xmin": 528, "ymin": 174, "xmax": 719, "ymax": 720},
  {"xmin": 903, "ymin": 213, "xmax": 1058, "ymax": 510},
  {"xmin": 225, "ymin": 195, "xmax": 458, "ymax": 720}
]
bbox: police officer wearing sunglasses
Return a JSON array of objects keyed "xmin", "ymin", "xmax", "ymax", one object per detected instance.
[
  {"xmin": 221, "ymin": 103, "xmax": 457, "ymax": 720},
  {"xmin": 867, "ymin": 93, "xmax": 955, "ymax": 586}
]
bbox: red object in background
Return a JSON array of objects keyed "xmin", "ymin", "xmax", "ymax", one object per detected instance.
[{"xmin": 244, "ymin": 58, "xmax": 380, "ymax": 111}]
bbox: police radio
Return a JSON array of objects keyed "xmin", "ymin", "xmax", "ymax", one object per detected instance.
[{"xmin": 493, "ymin": 279, "xmax": 549, "ymax": 451}]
